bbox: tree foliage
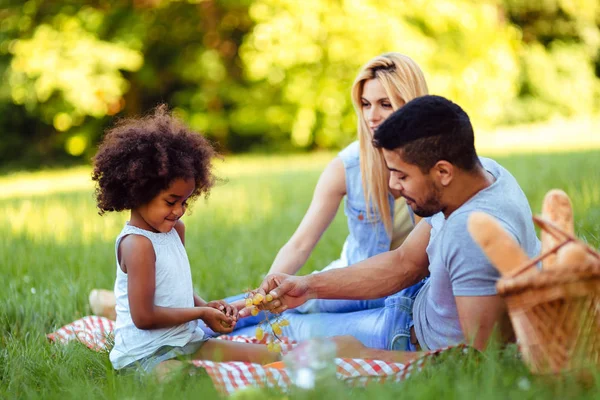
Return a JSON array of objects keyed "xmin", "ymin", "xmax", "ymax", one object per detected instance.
[{"xmin": 0, "ymin": 0, "xmax": 598, "ymax": 167}]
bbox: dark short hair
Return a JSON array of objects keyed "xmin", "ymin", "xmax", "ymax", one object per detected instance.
[
  {"xmin": 372, "ymin": 95, "xmax": 480, "ymax": 172},
  {"xmin": 92, "ymin": 105, "xmax": 218, "ymax": 215}
]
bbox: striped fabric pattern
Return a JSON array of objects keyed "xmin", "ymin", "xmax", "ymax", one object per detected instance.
[{"xmin": 48, "ymin": 315, "xmax": 455, "ymax": 395}]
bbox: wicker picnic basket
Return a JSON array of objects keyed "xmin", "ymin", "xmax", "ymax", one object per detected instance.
[{"xmin": 496, "ymin": 216, "xmax": 600, "ymax": 375}]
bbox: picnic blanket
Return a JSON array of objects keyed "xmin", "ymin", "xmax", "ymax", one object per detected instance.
[{"xmin": 47, "ymin": 316, "xmax": 460, "ymax": 396}]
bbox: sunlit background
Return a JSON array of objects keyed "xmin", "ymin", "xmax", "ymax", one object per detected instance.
[
  {"xmin": 2, "ymin": 0, "xmax": 599, "ymax": 318},
  {"xmin": 1, "ymin": 0, "xmax": 599, "ymax": 167},
  {"xmin": 2, "ymin": 1, "xmax": 600, "ymax": 397},
  {"xmin": 2, "ymin": 1, "xmax": 600, "ymax": 277},
  {"xmin": 2, "ymin": 0, "xmax": 600, "ymax": 299}
]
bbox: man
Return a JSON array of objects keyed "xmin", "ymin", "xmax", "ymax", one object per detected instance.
[{"xmin": 242, "ymin": 95, "xmax": 540, "ymax": 359}]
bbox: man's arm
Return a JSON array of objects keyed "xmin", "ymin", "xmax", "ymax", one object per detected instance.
[
  {"xmin": 309, "ymin": 220, "xmax": 431, "ymax": 300},
  {"xmin": 252, "ymin": 220, "xmax": 431, "ymax": 314},
  {"xmin": 455, "ymin": 295, "xmax": 514, "ymax": 351},
  {"xmin": 444, "ymin": 212, "xmax": 516, "ymax": 350}
]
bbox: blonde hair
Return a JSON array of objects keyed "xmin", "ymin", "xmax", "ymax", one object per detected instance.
[{"xmin": 351, "ymin": 53, "xmax": 429, "ymax": 235}]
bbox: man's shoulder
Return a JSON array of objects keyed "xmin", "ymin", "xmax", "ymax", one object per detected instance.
[
  {"xmin": 444, "ymin": 206, "xmax": 520, "ymax": 244},
  {"xmin": 479, "ymin": 157, "xmax": 523, "ymax": 197},
  {"xmin": 441, "ymin": 211, "xmax": 477, "ymax": 243},
  {"xmin": 457, "ymin": 157, "xmax": 530, "ymax": 228}
]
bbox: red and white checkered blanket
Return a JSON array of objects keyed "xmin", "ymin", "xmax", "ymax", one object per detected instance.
[{"xmin": 48, "ymin": 316, "xmax": 456, "ymax": 395}]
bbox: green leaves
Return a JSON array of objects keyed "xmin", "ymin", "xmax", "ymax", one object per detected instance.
[
  {"xmin": 10, "ymin": 18, "xmax": 142, "ymax": 119},
  {"xmin": 1, "ymin": 0, "xmax": 599, "ymax": 166}
]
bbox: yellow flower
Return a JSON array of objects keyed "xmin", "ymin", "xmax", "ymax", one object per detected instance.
[
  {"xmin": 252, "ymin": 293, "xmax": 264, "ymax": 305},
  {"xmin": 255, "ymin": 326, "xmax": 264, "ymax": 341},
  {"xmin": 271, "ymin": 322, "xmax": 282, "ymax": 336}
]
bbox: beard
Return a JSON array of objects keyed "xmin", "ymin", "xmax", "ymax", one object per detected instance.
[{"xmin": 406, "ymin": 183, "xmax": 443, "ymax": 218}]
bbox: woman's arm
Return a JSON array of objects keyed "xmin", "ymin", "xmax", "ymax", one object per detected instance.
[
  {"xmin": 120, "ymin": 234, "xmax": 233, "ymax": 331},
  {"xmin": 268, "ymin": 157, "xmax": 346, "ymax": 275}
]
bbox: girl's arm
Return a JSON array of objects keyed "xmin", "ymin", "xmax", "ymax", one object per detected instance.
[
  {"xmin": 268, "ymin": 157, "xmax": 346, "ymax": 275},
  {"xmin": 120, "ymin": 234, "xmax": 234, "ymax": 332},
  {"xmin": 194, "ymin": 294, "xmax": 207, "ymax": 307},
  {"xmin": 173, "ymin": 220, "xmax": 234, "ymax": 317},
  {"xmin": 174, "ymin": 220, "xmax": 209, "ymax": 308}
]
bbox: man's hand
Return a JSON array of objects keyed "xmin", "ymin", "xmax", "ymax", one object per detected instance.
[{"xmin": 239, "ymin": 273, "xmax": 311, "ymax": 317}]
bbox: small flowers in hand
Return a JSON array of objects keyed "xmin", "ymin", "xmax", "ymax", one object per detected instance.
[
  {"xmin": 252, "ymin": 293, "xmax": 264, "ymax": 305},
  {"xmin": 245, "ymin": 290, "xmax": 289, "ymax": 353}
]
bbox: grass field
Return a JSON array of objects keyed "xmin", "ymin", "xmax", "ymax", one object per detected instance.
[{"xmin": 1, "ymin": 150, "xmax": 600, "ymax": 399}]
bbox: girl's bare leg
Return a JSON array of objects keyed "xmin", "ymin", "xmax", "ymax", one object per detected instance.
[
  {"xmin": 192, "ymin": 339, "xmax": 280, "ymax": 364},
  {"xmin": 331, "ymin": 335, "xmax": 425, "ymax": 363},
  {"xmin": 154, "ymin": 360, "xmax": 188, "ymax": 382},
  {"xmin": 153, "ymin": 340, "xmax": 278, "ymax": 381}
]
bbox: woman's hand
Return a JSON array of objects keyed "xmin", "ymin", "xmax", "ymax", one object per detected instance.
[
  {"xmin": 206, "ymin": 299, "xmax": 239, "ymax": 320},
  {"xmin": 201, "ymin": 307, "xmax": 236, "ymax": 334}
]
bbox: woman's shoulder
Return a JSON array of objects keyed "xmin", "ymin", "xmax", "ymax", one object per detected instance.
[{"xmin": 337, "ymin": 141, "xmax": 360, "ymax": 169}]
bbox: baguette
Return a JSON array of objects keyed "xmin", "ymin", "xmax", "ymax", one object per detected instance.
[
  {"xmin": 541, "ymin": 189, "xmax": 574, "ymax": 269},
  {"xmin": 468, "ymin": 211, "xmax": 530, "ymax": 276},
  {"xmin": 555, "ymin": 242, "xmax": 599, "ymax": 270}
]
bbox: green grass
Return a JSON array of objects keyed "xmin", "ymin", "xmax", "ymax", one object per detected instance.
[{"xmin": 1, "ymin": 151, "xmax": 599, "ymax": 399}]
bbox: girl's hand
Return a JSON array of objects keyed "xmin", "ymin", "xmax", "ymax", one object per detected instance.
[
  {"xmin": 202, "ymin": 307, "xmax": 236, "ymax": 334},
  {"xmin": 206, "ymin": 300, "xmax": 238, "ymax": 320}
]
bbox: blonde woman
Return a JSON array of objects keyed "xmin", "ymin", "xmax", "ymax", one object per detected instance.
[
  {"xmin": 266, "ymin": 53, "xmax": 428, "ymax": 279},
  {"xmin": 230, "ymin": 54, "xmax": 430, "ymax": 347}
]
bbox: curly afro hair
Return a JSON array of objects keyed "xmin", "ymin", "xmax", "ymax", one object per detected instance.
[{"xmin": 92, "ymin": 105, "xmax": 219, "ymax": 215}]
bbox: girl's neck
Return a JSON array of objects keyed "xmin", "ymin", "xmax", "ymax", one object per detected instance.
[{"xmin": 129, "ymin": 209, "xmax": 160, "ymax": 233}]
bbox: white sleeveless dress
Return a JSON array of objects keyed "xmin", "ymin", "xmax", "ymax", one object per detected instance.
[{"xmin": 109, "ymin": 223, "xmax": 206, "ymax": 370}]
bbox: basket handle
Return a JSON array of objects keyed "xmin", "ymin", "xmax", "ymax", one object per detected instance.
[{"xmin": 505, "ymin": 215, "xmax": 600, "ymax": 278}]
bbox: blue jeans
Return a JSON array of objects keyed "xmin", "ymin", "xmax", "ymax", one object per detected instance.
[{"xmin": 210, "ymin": 280, "xmax": 426, "ymax": 352}]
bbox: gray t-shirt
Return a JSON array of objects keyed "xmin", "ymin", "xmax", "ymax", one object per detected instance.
[{"xmin": 413, "ymin": 157, "xmax": 540, "ymax": 350}]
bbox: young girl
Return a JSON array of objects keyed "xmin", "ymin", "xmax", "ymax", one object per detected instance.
[{"xmin": 92, "ymin": 106, "xmax": 279, "ymax": 374}]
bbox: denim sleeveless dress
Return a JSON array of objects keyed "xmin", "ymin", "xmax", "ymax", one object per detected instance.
[{"xmin": 336, "ymin": 141, "xmax": 412, "ymax": 267}]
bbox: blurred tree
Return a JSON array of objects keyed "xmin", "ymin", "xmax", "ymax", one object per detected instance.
[
  {"xmin": 0, "ymin": 0, "xmax": 255, "ymax": 164},
  {"xmin": 239, "ymin": 0, "xmax": 521, "ymax": 149},
  {"xmin": 502, "ymin": 0, "xmax": 600, "ymax": 123},
  {"xmin": 0, "ymin": 0, "xmax": 599, "ymax": 168}
]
